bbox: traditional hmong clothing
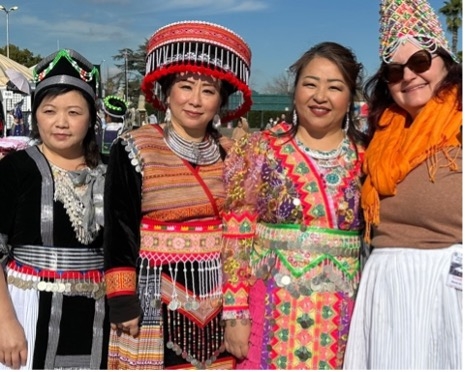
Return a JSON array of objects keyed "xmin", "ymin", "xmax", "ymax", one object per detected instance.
[
  {"xmin": 99, "ymin": 121, "xmax": 125, "ymax": 163},
  {"xmin": 0, "ymin": 146, "xmax": 108, "ymax": 370},
  {"xmin": 104, "ymin": 124, "xmax": 235, "ymax": 369},
  {"xmin": 222, "ymin": 123, "xmax": 365, "ymax": 369}
]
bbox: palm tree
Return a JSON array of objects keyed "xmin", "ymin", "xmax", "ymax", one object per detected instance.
[{"xmin": 439, "ymin": 0, "xmax": 462, "ymax": 55}]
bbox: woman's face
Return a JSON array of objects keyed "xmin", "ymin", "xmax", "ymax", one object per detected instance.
[
  {"xmin": 36, "ymin": 90, "xmax": 90, "ymax": 158},
  {"xmin": 167, "ymin": 72, "xmax": 222, "ymax": 140},
  {"xmin": 294, "ymin": 56, "xmax": 351, "ymax": 136},
  {"xmin": 387, "ymin": 42, "xmax": 448, "ymax": 118}
]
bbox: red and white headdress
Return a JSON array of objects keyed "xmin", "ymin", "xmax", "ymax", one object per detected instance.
[
  {"xmin": 141, "ymin": 20, "xmax": 252, "ymax": 123},
  {"xmin": 379, "ymin": 0, "xmax": 458, "ymax": 63}
]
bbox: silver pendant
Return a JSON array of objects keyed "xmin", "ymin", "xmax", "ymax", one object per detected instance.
[
  {"xmin": 280, "ymin": 275, "xmax": 291, "ymax": 286},
  {"xmin": 183, "ymin": 301, "xmax": 192, "ymax": 311},
  {"xmin": 274, "ymin": 273, "xmax": 284, "ymax": 287},
  {"xmin": 168, "ymin": 298, "xmax": 180, "ymax": 311},
  {"xmin": 189, "ymin": 300, "xmax": 200, "ymax": 311}
]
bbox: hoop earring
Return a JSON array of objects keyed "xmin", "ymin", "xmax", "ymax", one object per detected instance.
[
  {"xmin": 164, "ymin": 108, "xmax": 171, "ymax": 123},
  {"xmin": 293, "ymin": 109, "xmax": 298, "ymax": 126}
]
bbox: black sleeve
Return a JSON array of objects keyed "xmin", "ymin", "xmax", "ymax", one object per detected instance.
[
  {"xmin": 0, "ymin": 154, "xmax": 19, "ymax": 259},
  {"xmin": 104, "ymin": 138, "xmax": 143, "ymax": 323}
]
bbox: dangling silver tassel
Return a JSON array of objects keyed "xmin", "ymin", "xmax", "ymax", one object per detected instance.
[
  {"xmin": 344, "ymin": 112, "xmax": 349, "ymax": 133},
  {"xmin": 212, "ymin": 114, "xmax": 221, "ymax": 128},
  {"xmin": 293, "ymin": 109, "xmax": 298, "ymax": 126},
  {"xmin": 164, "ymin": 107, "xmax": 171, "ymax": 123}
]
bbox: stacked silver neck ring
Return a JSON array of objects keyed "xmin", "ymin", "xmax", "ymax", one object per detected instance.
[{"xmin": 164, "ymin": 123, "xmax": 221, "ymax": 165}]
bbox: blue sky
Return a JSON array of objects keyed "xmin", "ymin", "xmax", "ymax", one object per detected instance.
[{"xmin": 0, "ymin": 0, "xmax": 462, "ymax": 92}]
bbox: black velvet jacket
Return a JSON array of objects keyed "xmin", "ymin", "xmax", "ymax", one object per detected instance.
[{"xmin": 0, "ymin": 149, "xmax": 104, "ymax": 250}]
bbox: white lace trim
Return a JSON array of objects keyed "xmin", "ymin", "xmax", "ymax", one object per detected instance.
[{"xmin": 51, "ymin": 164, "xmax": 101, "ymax": 244}]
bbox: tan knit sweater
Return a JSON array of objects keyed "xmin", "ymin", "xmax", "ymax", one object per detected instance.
[{"xmin": 371, "ymin": 149, "xmax": 462, "ymax": 249}]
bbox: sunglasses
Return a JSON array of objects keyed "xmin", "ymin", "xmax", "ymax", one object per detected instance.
[{"xmin": 382, "ymin": 50, "xmax": 433, "ymax": 84}]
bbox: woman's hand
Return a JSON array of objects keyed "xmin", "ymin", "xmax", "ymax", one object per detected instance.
[
  {"xmin": 111, "ymin": 316, "xmax": 140, "ymax": 338},
  {"xmin": 224, "ymin": 318, "xmax": 251, "ymax": 359},
  {"xmin": 0, "ymin": 318, "xmax": 28, "ymax": 369}
]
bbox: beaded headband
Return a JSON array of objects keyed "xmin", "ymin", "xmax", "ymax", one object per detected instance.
[
  {"xmin": 141, "ymin": 20, "xmax": 252, "ymax": 123},
  {"xmin": 379, "ymin": 0, "xmax": 458, "ymax": 63},
  {"xmin": 33, "ymin": 49, "xmax": 100, "ymax": 100},
  {"xmin": 102, "ymin": 95, "xmax": 127, "ymax": 118}
]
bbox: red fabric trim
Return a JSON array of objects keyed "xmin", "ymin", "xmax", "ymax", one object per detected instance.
[
  {"xmin": 141, "ymin": 64, "xmax": 252, "ymax": 123},
  {"xmin": 7, "ymin": 260, "xmax": 103, "ymax": 280},
  {"xmin": 105, "ymin": 267, "xmax": 137, "ymax": 298},
  {"xmin": 105, "ymin": 266, "xmax": 135, "ymax": 274},
  {"xmin": 222, "ymin": 211, "xmax": 257, "ymax": 238},
  {"xmin": 164, "ymin": 356, "xmax": 236, "ymax": 370},
  {"xmin": 147, "ymin": 21, "xmax": 251, "ymax": 63},
  {"xmin": 141, "ymin": 216, "xmax": 222, "ymax": 231}
]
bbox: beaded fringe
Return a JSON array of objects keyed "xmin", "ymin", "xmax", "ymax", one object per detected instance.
[{"xmin": 137, "ymin": 257, "xmax": 224, "ymax": 368}]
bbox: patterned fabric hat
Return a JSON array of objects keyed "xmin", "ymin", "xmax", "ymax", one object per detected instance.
[
  {"xmin": 141, "ymin": 20, "xmax": 252, "ymax": 123},
  {"xmin": 33, "ymin": 49, "xmax": 100, "ymax": 101},
  {"xmin": 379, "ymin": 0, "xmax": 457, "ymax": 63},
  {"xmin": 102, "ymin": 95, "xmax": 127, "ymax": 119}
]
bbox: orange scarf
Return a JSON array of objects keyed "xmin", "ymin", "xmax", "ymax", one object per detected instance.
[{"xmin": 361, "ymin": 88, "xmax": 462, "ymax": 242}]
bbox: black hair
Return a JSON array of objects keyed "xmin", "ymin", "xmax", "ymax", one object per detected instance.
[
  {"xmin": 281, "ymin": 41, "xmax": 369, "ymax": 147},
  {"xmin": 159, "ymin": 72, "xmax": 232, "ymax": 159},
  {"xmin": 31, "ymin": 85, "xmax": 101, "ymax": 168}
]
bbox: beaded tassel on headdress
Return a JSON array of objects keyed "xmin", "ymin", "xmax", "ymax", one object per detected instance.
[
  {"xmin": 33, "ymin": 49, "xmax": 100, "ymax": 101},
  {"xmin": 33, "ymin": 50, "xmax": 98, "ymax": 84},
  {"xmin": 379, "ymin": 0, "xmax": 458, "ymax": 63}
]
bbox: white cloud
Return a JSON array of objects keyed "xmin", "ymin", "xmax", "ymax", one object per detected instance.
[
  {"xmin": 143, "ymin": 0, "xmax": 268, "ymax": 12},
  {"xmin": 86, "ymin": 0, "xmax": 131, "ymax": 4},
  {"xmin": 19, "ymin": 15, "xmax": 136, "ymax": 44}
]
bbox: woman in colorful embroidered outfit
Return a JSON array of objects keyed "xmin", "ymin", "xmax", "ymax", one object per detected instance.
[
  {"xmin": 343, "ymin": 0, "xmax": 462, "ymax": 370},
  {"xmin": 103, "ymin": 20, "xmax": 252, "ymax": 369},
  {"xmin": 0, "ymin": 49, "xmax": 108, "ymax": 370},
  {"xmin": 222, "ymin": 41, "xmax": 368, "ymax": 370}
]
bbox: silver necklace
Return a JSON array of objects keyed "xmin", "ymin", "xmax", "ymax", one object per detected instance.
[
  {"xmin": 163, "ymin": 123, "xmax": 221, "ymax": 165},
  {"xmin": 297, "ymin": 137, "xmax": 346, "ymax": 168}
]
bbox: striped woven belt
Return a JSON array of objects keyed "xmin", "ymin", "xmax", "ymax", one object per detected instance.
[
  {"xmin": 139, "ymin": 218, "xmax": 223, "ymax": 264},
  {"xmin": 256, "ymin": 223, "xmax": 361, "ymax": 257},
  {"xmin": 12, "ymin": 244, "xmax": 104, "ymax": 271}
]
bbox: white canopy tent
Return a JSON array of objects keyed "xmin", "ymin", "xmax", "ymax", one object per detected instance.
[
  {"xmin": 0, "ymin": 54, "xmax": 34, "ymax": 136},
  {"xmin": 0, "ymin": 53, "xmax": 33, "ymax": 86}
]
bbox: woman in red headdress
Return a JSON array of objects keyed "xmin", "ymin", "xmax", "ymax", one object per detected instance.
[{"xmin": 103, "ymin": 20, "xmax": 252, "ymax": 369}]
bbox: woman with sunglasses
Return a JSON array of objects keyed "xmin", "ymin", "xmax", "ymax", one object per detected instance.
[{"xmin": 343, "ymin": 0, "xmax": 462, "ymax": 370}]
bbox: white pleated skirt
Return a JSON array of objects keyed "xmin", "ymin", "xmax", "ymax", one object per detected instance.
[
  {"xmin": 343, "ymin": 245, "xmax": 462, "ymax": 370},
  {"xmin": 0, "ymin": 271, "xmax": 39, "ymax": 370}
]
